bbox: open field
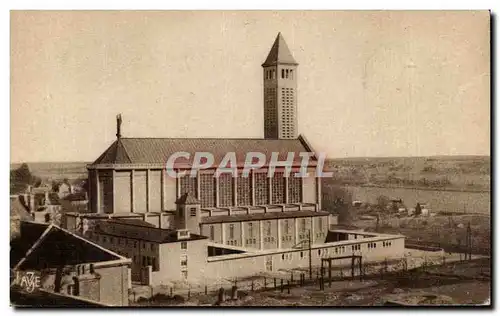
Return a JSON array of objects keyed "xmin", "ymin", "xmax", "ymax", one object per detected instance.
[
  {"xmin": 354, "ymin": 214, "xmax": 490, "ymax": 256},
  {"xmin": 342, "ymin": 185, "xmax": 490, "ymax": 215},
  {"xmin": 325, "ymin": 156, "xmax": 490, "ymax": 192}
]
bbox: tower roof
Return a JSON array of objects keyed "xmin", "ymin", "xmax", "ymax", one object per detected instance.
[
  {"xmin": 262, "ymin": 32, "xmax": 298, "ymax": 67},
  {"xmin": 176, "ymin": 192, "xmax": 201, "ymax": 205}
]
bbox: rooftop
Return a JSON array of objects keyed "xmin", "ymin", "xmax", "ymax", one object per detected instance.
[
  {"xmin": 176, "ymin": 192, "xmax": 201, "ymax": 205},
  {"xmin": 262, "ymin": 33, "xmax": 298, "ymax": 67},
  {"xmin": 94, "ymin": 219, "xmax": 208, "ymax": 243},
  {"xmin": 11, "ymin": 221, "xmax": 128, "ymax": 270},
  {"xmin": 201, "ymin": 210, "xmax": 330, "ymax": 224},
  {"xmin": 90, "ymin": 135, "xmax": 315, "ymax": 166}
]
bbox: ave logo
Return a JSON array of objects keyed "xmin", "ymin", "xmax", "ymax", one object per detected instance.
[{"xmin": 15, "ymin": 271, "xmax": 41, "ymax": 293}]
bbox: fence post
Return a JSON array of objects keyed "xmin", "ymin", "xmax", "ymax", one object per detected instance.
[
  {"xmin": 280, "ymin": 279, "xmax": 284, "ymax": 293},
  {"xmin": 291, "ymin": 271, "xmax": 294, "ymax": 283},
  {"xmin": 287, "ymin": 281, "xmax": 290, "ymax": 294},
  {"xmin": 274, "ymin": 278, "xmax": 277, "ymax": 290},
  {"xmin": 205, "ymin": 285, "xmax": 208, "ymax": 295},
  {"xmin": 188, "ymin": 288, "xmax": 191, "ymax": 300},
  {"xmin": 264, "ymin": 277, "xmax": 266, "ymax": 289},
  {"xmin": 251, "ymin": 280, "xmax": 254, "ymax": 292},
  {"xmin": 170, "ymin": 287, "xmax": 173, "ymax": 297}
]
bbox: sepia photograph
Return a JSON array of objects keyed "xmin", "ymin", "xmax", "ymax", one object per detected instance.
[{"xmin": 9, "ymin": 10, "xmax": 491, "ymax": 307}]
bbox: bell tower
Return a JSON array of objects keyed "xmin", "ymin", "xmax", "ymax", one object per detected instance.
[{"xmin": 262, "ymin": 33, "xmax": 298, "ymax": 139}]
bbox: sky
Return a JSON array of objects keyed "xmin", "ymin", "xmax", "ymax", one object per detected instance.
[{"xmin": 10, "ymin": 11, "xmax": 490, "ymax": 163}]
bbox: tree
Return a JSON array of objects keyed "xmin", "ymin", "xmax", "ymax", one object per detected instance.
[
  {"xmin": 321, "ymin": 184, "xmax": 354, "ymax": 223},
  {"xmin": 51, "ymin": 180, "xmax": 61, "ymax": 193},
  {"xmin": 10, "ymin": 163, "xmax": 42, "ymax": 194},
  {"xmin": 376, "ymin": 195, "xmax": 390, "ymax": 211}
]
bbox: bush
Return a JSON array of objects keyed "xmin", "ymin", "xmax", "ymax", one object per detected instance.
[
  {"xmin": 151, "ymin": 293, "xmax": 171, "ymax": 302},
  {"xmin": 137, "ymin": 296, "xmax": 149, "ymax": 303}
]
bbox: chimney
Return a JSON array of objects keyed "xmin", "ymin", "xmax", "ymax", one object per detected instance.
[{"xmin": 116, "ymin": 114, "xmax": 122, "ymax": 139}]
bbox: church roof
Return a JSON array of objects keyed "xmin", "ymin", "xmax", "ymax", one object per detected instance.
[
  {"xmin": 90, "ymin": 135, "xmax": 316, "ymax": 167},
  {"xmin": 262, "ymin": 32, "xmax": 298, "ymax": 67}
]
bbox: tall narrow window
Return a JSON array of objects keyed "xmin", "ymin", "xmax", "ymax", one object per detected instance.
[
  {"xmin": 254, "ymin": 173, "xmax": 269, "ymax": 205},
  {"xmin": 266, "ymin": 221, "xmax": 272, "ymax": 236},
  {"xmin": 248, "ymin": 222, "xmax": 254, "ymax": 238},
  {"xmin": 229, "ymin": 224, "xmax": 235, "ymax": 239},
  {"xmin": 181, "ymin": 256, "xmax": 188, "ymax": 267},
  {"xmin": 210, "ymin": 225, "xmax": 215, "ymax": 240},
  {"xmin": 200, "ymin": 173, "xmax": 215, "ymax": 208},
  {"xmin": 180, "ymin": 175, "xmax": 197, "ymax": 197},
  {"xmin": 271, "ymin": 172, "xmax": 285, "ymax": 204},
  {"xmin": 301, "ymin": 218, "xmax": 306, "ymax": 232},
  {"xmin": 318, "ymin": 217, "xmax": 323, "ymax": 230},
  {"xmin": 290, "ymin": 69, "xmax": 293, "ymax": 79},
  {"xmin": 281, "ymin": 69, "xmax": 285, "ymax": 78},
  {"xmin": 285, "ymin": 220, "xmax": 290, "ymax": 235},
  {"xmin": 218, "ymin": 174, "xmax": 233, "ymax": 207}
]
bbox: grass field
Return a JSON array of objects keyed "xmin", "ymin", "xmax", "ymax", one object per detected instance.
[{"xmin": 325, "ymin": 156, "xmax": 490, "ymax": 192}]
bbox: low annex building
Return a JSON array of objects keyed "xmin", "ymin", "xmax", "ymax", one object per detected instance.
[{"xmin": 11, "ymin": 221, "xmax": 131, "ymax": 306}]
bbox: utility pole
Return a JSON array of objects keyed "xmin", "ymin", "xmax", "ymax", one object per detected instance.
[
  {"xmin": 467, "ymin": 221, "xmax": 472, "ymax": 260},
  {"xmin": 308, "ymin": 230, "xmax": 312, "ymax": 279}
]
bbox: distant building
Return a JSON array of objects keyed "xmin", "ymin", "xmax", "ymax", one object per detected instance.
[{"xmin": 58, "ymin": 180, "xmax": 73, "ymax": 199}]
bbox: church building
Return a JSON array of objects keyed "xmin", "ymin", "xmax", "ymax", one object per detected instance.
[{"xmin": 63, "ymin": 33, "xmax": 405, "ymax": 286}]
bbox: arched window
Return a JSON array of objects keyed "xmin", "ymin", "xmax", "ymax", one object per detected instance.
[
  {"xmin": 286, "ymin": 69, "xmax": 289, "ymax": 78},
  {"xmin": 281, "ymin": 69, "xmax": 285, "ymax": 79},
  {"xmin": 290, "ymin": 69, "xmax": 293, "ymax": 79}
]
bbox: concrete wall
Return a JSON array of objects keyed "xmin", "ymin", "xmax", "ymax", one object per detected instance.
[
  {"xmin": 134, "ymin": 171, "xmax": 147, "ymax": 213},
  {"xmin": 95, "ymin": 264, "xmax": 129, "ymax": 306},
  {"xmin": 164, "ymin": 172, "xmax": 177, "ymax": 211},
  {"xmin": 114, "ymin": 171, "xmax": 131, "ymax": 213},
  {"xmin": 224, "ymin": 222, "xmax": 242, "ymax": 246},
  {"xmin": 89, "ymin": 169, "xmax": 98, "ymax": 213},
  {"xmin": 36, "ymin": 263, "xmax": 129, "ymax": 306},
  {"xmin": 98, "ymin": 170, "xmax": 113, "ymax": 214},
  {"xmin": 302, "ymin": 175, "xmax": 316, "ymax": 204},
  {"xmin": 205, "ymin": 236, "xmax": 406, "ymax": 282},
  {"xmin": 149, "ymin": 170, "xmax": 162, "ymax": 212},
  {"xmin": 201, "ymin": 222, "xmax": 223, "ymax": 244},
  {"xmin": 242, "ymin": 220, "xmax": 260, "ymax": 249},
  {"xmin": 155, "ymin": 238, "xmax": 208, "ymax": 285},
  {"xmin": 88, "ymin": 231, "xmax": 160, "ymax": 283}
]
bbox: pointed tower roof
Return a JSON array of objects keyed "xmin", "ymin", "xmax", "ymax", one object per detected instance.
[
  {"xmin": 92, "ymin": 139, "xmax": 132, "ymax": 164},
  {"xmin": 175, "ymin": 192, "xmax": 201, "ymax": 205},
  {"xmin": 262, "ymin": 32, "xmax": 298, "ymax": 67}
]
